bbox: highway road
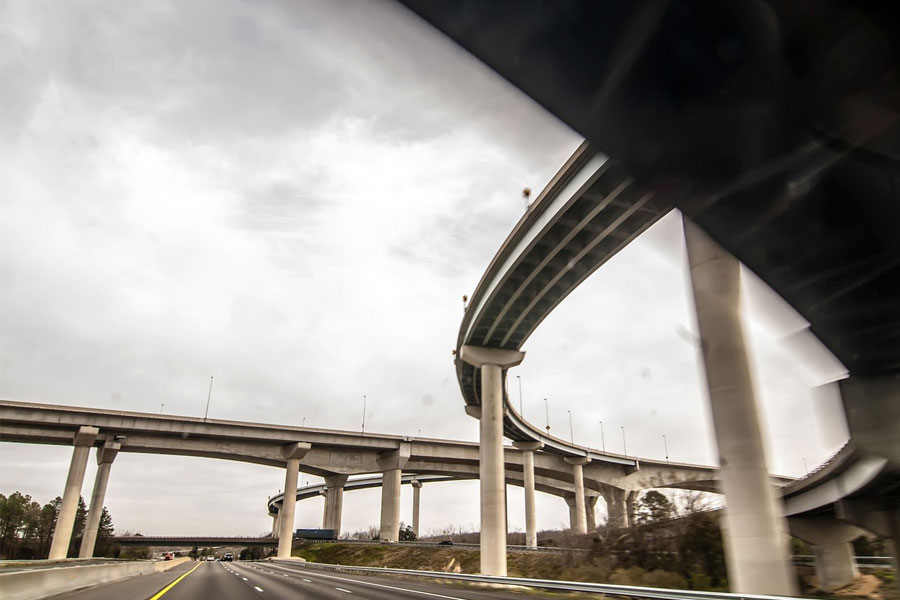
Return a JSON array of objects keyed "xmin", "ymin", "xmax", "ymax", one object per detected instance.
[{"xmin": 50, "ymin": 559, "xmax": 574, "ymax": 599}]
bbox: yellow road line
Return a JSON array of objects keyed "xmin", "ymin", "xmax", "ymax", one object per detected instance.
[{"xmin": 148, "ymin": 561, "xmax": 203, "ymax": 600}]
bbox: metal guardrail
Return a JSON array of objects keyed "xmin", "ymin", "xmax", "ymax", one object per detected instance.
[
  {"xmin": 271, "ymin": 559, "xmax": 805, "ymax": 600},
  {"xmin": 792, "ymin": 555, "xmax": 894, "ymax": 569}
]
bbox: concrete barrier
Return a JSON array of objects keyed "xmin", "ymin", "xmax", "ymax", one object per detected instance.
[{"xmin": 0, "ymin": 557, "xmax": 192, "ymax": 600}]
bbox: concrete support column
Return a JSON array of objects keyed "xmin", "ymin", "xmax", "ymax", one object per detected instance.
[
  {"xmin": 377, "ymin": 444, "xmax": 410, "ymax": 542},
  {"xmin": 277, "ymin": 442, "xmax": 311, "ymax": 559},
  {"xmin": 626, "ymin": 490, "xmax": 637, "ymax": 528},
  {"xmin": 684, "ymin": 218, "xmax": 797, "ymax": 596},
  {"xmin": 411, "ymin": 479, "xmax": 422, "ymax": 536},
  {"xmin": 273, "ymin": 505, "xmax": 283, "ymax": 538},
  {"xmin": 48, "ymin": 426, "xmax": 99, "ymax": 559},
  {"xmin": 603, "ymin": 487, "xmax": 628, "ymax": 529},
  {"xmin": 585, "ymin": 495, "xmax": 598, "ymax": 533},
  {"xmin": 791, "ymin": 517, "xmax": 865, "ymax": 592},
  {"xmin": 888, "ymin": 511, "xmax": 900, "ymax": 590},
  {"xmin": 78, "ymin": 441, "xmax": 120, "ymax": 558},
  {"xmin": 513, "ymin": 441, "xmax": 543, "ymax": 548},
  {"xmin": 565, "ymin": 457, "xmax": 590, "ymax": 534},
  {"xmin": 322, "ymin": 475, "xmax": 348, "ymax": 536},
  {"xmin": 460, "ymin": 345, "xmax": 524, "ymax": 576},
  {"xmin": 564, "ymin": 495, "xmax": 578, "ymax": 530},
  {"xmin": 833, "ymin": 375, "xmax": 900, "ymax": 589}
]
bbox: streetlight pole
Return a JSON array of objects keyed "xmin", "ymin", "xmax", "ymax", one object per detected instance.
[
  {"xmin": 802, "ymin": 457, "xmax": 809, "ymax": 476},
  {"xmin": 663, "ymin": 434, "xmax": 669, "ymax": 463},
  {"xmin": 543, "ymin": 398, "xmax": 550, "ymax": 433},
  {"xmin": 599, "ymin": 421, "xmax": 605, "ymax": 453},
  {"xmin": 302, "ymin": 417, "xmax": 306, "ymax": 427},
  {"xmin": 516, "ymin": 375, "xmax": 523, "ymax": 416},
  {"xmin": 160, "ymin": 403, "xmax": 164, "ymax": 415},
  {"xmin": 567, "ymin": 410, "xmax": 574, "ymax": 444},
  {"xmin": 203, "ymin": 376, "xmax": 213, "ymax": 422},
  {"xmin": 621, "ymin": 426, "xmax": 627, "ymax": 455},
  {"xmin": 361, "ymin": 395, "xmax": 367, "ymax": 434}
]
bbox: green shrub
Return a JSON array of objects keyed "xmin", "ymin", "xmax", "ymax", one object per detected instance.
[{"xmin": 642, "ymin": 569, "xmax": 687, "ymax": 589}]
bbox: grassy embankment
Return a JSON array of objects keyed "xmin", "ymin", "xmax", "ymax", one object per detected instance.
[{"xmin": 292, "ymin": 543, "xmax": 689, "ymax": 589}]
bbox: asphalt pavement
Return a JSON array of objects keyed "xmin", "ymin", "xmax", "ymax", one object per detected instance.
[
  {"xmin": 48, "ymin": 560, "xmax": 196, "ymax": 600},
  {"xmin": 48, "ymin": 559, "xmax": 579, "ymax": 599}
]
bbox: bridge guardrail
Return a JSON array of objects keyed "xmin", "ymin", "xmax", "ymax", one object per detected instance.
[
  {"xmin": 270, "ymin": 559, "xmax": 800, "ymax": 600},
  {"xmin": 792, "ymin": 555, "xmax": 894, "ymax": 569}
]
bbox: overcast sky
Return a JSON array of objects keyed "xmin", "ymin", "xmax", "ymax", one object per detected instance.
[{"xmin": 0, "ymin": 0, "xmax": 850, "ymax": 538}]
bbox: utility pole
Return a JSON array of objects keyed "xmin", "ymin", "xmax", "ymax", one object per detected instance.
[{"xmin": 203, "ymin": 376, "xmax": 213, "ymax": 422}]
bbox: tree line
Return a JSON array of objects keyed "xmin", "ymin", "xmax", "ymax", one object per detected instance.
[{"xmin": 0, "ymin": 491, "xmax": 115, "ymax": 559}]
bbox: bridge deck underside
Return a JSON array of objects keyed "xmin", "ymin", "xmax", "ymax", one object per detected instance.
[
  {"xmin": 407, "ymin": 0, "xmax": 900, "ymax": 379},
  {"xmin": 456, "ymin": 159, "xmax": 670, "ymax": 449}
]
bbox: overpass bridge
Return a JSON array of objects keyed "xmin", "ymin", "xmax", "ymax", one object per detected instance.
[
  {"xmin": 113, "ymin": 536, "xmax": 277, "ymax": 548},
  {"xmin": 0, "ymin": 399, "xmax": 722, "ymax": 562}
]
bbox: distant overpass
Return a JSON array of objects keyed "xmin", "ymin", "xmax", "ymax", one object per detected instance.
[
  {"xmin": 0, "ymin": 400, "xmax": 721, "ymax": 559},
  {"xmin": 113, "ymin": 536, "xmax": 277, "ymax": 548}
]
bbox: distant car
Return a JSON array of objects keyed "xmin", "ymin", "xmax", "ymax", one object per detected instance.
[
  {"xmin": 438, "ymin": 540, "xmax": 453, "ymax": 546},
  {"xmin": 223, "ymin": 553, "xmax": 233, "ymax": 562},
  {"xmin": 206, "ymin": 556, "xmax": 215, "ymax": 561},
  {"xmin": 163, "ymin": 552, "xmax": 174, "ymax": 560}
]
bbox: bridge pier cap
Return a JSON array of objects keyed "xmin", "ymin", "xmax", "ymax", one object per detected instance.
[
  {"xmin": 281, "ymin": 442, "xmax": 312, "ymax": 460},
  {"xmin": 459, "ymin": 345, "xmax": 525, "ymax": 370}
]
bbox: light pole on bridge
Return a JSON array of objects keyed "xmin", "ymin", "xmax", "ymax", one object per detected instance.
[
  {"xmin": 567, "ymin": 410, "xmax": 574, "ymax": 444},
  {"xmin": 599, "ymin": 421, "xmax": 605, "ymax": 452},
  {"xmin": 203, "ymin": 376, "xmax": 213, "ymax": 422},
  {"xmin": 621, "ymin": 426, "xmax": 627, "ymax": 456},
  {"xmin": 663, "ymin": 434, "xmax": 669, "ymax": 463},
  {"xmin": 543, "ymin": 398, "xmax": 550, "ymax": 433},
  {"xmin": 361, "ymin": 395, "xmax": 367, "ymax": 435},
  {"xmin": 516, "ymin": 375, "xmax": 523, "ymax": 416}
]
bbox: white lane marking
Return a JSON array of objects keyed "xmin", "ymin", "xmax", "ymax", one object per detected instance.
[
  {"xmin": 265, "ymin": 564, "xmax": 470, "ymax": 600},
  {"xmin": 302, "ymin": 578, "xmax": 311, "ymax": 582},
  {"xmin": 254, "ymin": 586, "xmax": 264, "ymax": 592},
  {"xmin": 242, "ymin": 577, "xmax": 248, "ymax": 581},
  {"xmin": 335, "ymin": 588, "xmax": 353, "ymax": 594}
]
